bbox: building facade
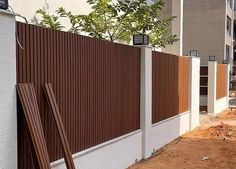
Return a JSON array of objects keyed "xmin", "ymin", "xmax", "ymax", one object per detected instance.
[
  {"xmin": 163, "ymin": 0, "xmax": 235, "ymax": 69},
  {"xmin": 161, "ymin": 0, "xmax": 184, "ymax": 56},
  {"xmin": 183, "ymin": 0, "xmax": 234, "ymax": 67}
]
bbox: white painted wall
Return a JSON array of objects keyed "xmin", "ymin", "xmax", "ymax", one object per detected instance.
[
  {"xmin": 0, "ymin": 10, "xmax": 17, "ymax": 169},
  {"xmin": 215, "ymin": 97, "xmax": 228, "ymax": 114},
  {"xmin": 51, "ymin": 131, "xmax": 142, "ymax": 169},
  {"xmin": 150, "ymin": 112, "xmax": 190, "ymax": 152}
]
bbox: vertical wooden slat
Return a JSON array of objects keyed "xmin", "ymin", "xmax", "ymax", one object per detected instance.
[
  {"xmin": 16, "ymin": 83, "xmax": 51, "ymax": 169},
  {"xmin": 44, "ymin": 83, "xmax": 75, "ymax": 169}
]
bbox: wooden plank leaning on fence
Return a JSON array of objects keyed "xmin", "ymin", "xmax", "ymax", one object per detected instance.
[
  {"xmin": 16, "ymin": 84, "xmax": 51, "ymax": 169},
  {"xmin": 44, "ymin": 83, "xmax": 75, "ymax": 169}
]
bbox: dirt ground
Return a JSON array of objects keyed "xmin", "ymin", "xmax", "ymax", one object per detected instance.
[{"xmin": 128, "ymin": 110, "xmax": 236, "ymax": 169}]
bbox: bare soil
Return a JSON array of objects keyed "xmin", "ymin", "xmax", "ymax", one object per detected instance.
[{"xmin": 128, "ymin": 110, "xmax": 236, "ymax": 169}]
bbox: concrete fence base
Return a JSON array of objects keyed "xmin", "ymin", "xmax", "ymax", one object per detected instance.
[
  {"xmin": 50, "ymin": 112, "xmax": 193, "ymax": 169},
  {"xmin": 150, "ymin": 111, "xmax": 190, "ymax": 153},
  {"xmin": 51, "ymin": 130, "xmax": 143, "ymax": 169}
]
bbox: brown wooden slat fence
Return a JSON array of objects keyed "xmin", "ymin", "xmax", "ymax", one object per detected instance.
[
  {"xmin": 216, "ymin": 64, "xmax": 228, "ymax": 99},
  {"xmin": 17, "ymin": 22, "xmax": 140, "ymax": 168},
  {"xmin": 152, "ymin": 52, "xmax": 189, "ymax": 124}
]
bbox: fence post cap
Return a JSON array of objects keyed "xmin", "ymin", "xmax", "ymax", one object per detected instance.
[
  {"xmin": 208, "ymin": 60, "xmax": 218, "ymax": 62},
  {"xmin": 189, "ymin": 56, "xmax": 200, "ymax": 59},
  {"xmin": 0, "ymin": 9, "xmax": 14, "ymax": 16},
  {"xmin": 133, "ymin": 45, "xmax": 152, "ymax": 49}
]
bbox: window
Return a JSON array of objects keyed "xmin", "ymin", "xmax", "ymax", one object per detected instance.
[
  {"xmin": 235, "ymin": 0, "xmax": 236, "ymax": 10},
  {"xmin": 227, "ymin": 16, "xmax": 232, "ymax": 36},
  {"xmin": 226, "ymin": 45, "xmax": 231, "ymax": 60},
  {"xmin": 234, "ymin": 23, "xmax": 236, "ymax": 40},
  {"xmin": 228, "ymin": 0, "xmax": 233, "ymax": 9}
]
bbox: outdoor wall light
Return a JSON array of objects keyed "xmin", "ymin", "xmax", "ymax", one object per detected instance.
[
  {"xmin": 190, "ymin": 50, "xmax": 199, "ymax": 57},
  {"xmin": 0, "ymin": 0, "xmax": 8, "ymax": 10},
  {"xmin": 133, "ymin": 34, "xmax": 149, "ymax": 45},
  {"xmin": 209, "ymin": 56, "xmax": 216, "ymax": 61}
]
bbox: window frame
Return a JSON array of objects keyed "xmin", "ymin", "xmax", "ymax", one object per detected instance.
[
  {"xmin": 226, "ymin": 45, "xmax": 231, "ymax": 61},
  {"xmin": 227, "ymin": 16, "xmax": 232, "ymax": 36}
]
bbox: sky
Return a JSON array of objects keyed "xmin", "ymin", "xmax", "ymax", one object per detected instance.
[
  {"xmin": 10, "ymin": 0, "xmax": 92, "ymax": 22},
  {"xmin": 9, "ymin": 0, "xmax": 154, "ymax": 22}
]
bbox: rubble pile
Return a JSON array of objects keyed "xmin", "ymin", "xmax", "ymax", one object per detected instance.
[{"xmin": 208, "ymin": 122, "xmax": 235, "ymax": 140}]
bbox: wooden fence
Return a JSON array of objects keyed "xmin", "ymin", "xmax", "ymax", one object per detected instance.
[
  {"xmin": 152, "ymin": 52, "xmax": 189, "ymax": 124},
  {"xmin": 17, "ymin": 22, "xmax": 141, "ymax": 168},
  {"xmin": 217, "ymin": 64, "xmax": 228, "ymax": 99}
]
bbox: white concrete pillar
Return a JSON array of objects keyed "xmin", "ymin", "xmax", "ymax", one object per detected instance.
[
  {"xmin": 189, "ymin": 57, "xmax": 200, "ymax": 130},
  {"xmin": 0, "ymin": 10, "xmax": 17, "ymax": 169},
  {"xmin": 226, "ymin": 64, "xmax": 230, "ymax": 108},
  {"xmin": 139, "ymin": 46, "xmax": 152, "ymax": 159},
  {"xmin": 179, "ymin": 0, "xmax": 183, "ymax": 56},
  {"xmin": 208, "ymin": 61, "xmax": 217, "ymax": 114}
]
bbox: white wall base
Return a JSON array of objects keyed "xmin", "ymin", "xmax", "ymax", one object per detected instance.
[
  {"xmin": 51, "ymin": 130, "xmax": 142, "ymax": 169},
  {"xmin": 200, "ymin": 96, "xmax": 207, "ymax": 106},
  {"xmin": 149, "ymin": 112, "xmax": 190, "ymax": 154},
  {"xmin": 215, "ymin": 97, "xmax": 228, "ymax": 115},
  {"xmin": 51, "ymin": 112, "xmax": 192, "ymax": 169}
]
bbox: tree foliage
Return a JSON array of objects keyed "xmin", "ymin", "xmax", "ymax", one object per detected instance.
[
  {"xmin": 31, "ymin": 3, "xmax": 64, "ymax": 30},
  {"xmin": 32, "ymin": 0, "xmax": 178, "ymax": 48}
]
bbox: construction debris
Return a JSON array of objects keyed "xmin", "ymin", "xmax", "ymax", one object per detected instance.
[
  {"xmin": 208, "ymin": 122, "xmax": 235, "ymax": 140},
  {"xmin": 201, "ymin": 156, "xmax": 209, "ymax": 161}
]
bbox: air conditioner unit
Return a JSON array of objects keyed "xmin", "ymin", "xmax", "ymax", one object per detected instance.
[{"xmin": 0, "ymin": 0, "xmax": 8, "ymax": 10}]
